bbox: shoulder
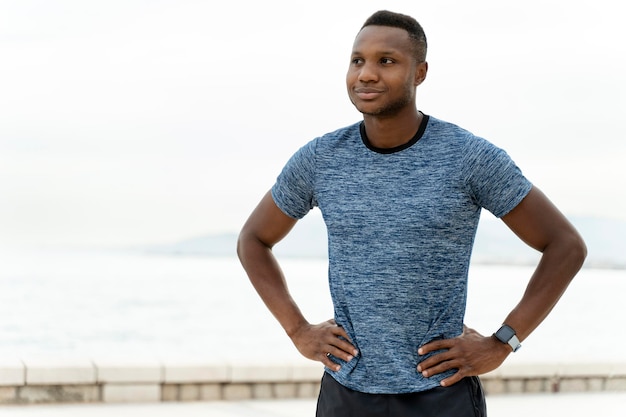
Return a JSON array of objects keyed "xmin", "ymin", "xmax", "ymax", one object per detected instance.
[
  {"xmin": 422, "ymin": 116, "xmax": 500, "ymax": 162},
  {"xmin": 315, "ymin": 122, "xmax": 361, "ymax": 149},
  {"xmin": 281, "ymin": 122, "xmax": 361, "ymax": 171},
  {"xmin": 425, "ymin": 115, "xmax": 470, "ymax": 136},
  {"xmin": 425, "ymin": 116, "xmax": 488, "ymax": 147},
  {"xmin": 287, "ymin": 122, "xmax": 362, "ymax": 166},
  {"xmin": 290, "ymin": 122, "xmax": 361, "ymax": 155}
]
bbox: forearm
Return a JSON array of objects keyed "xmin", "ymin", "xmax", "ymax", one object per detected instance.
[
  {"xmin": 502, "ymin": 232, "xmax": 586, "ymax": 342},
  {"xmin": 237, "ymin": 234, "xmax": 309, "ymax": 337},
  {"xmin": 417, "ymin": 230, "xmax": 586, "ymax": 386}
]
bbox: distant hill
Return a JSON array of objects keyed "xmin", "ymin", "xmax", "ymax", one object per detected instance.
[{"xmin": 146, "ymin": 213, "xmax": 626, "ymax": 269}]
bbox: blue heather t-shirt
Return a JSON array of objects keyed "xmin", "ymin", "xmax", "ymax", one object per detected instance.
[{"xmin": 271, "ymin": 115, "xmax": 532, "ymax": 394}]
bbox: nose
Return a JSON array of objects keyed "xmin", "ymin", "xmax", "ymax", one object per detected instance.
[{"xmin": 358, "ymin": 62, "xmax": 378, "ymax": 83}]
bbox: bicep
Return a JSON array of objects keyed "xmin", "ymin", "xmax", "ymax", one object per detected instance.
[
  {"xmin": 501, "ymin": 186, "xmax": 578, "ymax": 253},
  {"xmin": 240, "ymin": 190, "xmax": 299, "ymax": 249}
]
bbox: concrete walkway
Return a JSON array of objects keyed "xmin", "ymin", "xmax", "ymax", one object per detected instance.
[{"xmin": 0, "ymin": 392, "xmax": 625, "ymax": 417}]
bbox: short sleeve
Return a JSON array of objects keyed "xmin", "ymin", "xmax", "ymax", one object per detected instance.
[
  {"xmin": 271, "ymin": 139, "xmax": 318, "ymax": 219},
  {"xmin": 464, "ymin": 136, "xmax": 533, "ymax": 218}
]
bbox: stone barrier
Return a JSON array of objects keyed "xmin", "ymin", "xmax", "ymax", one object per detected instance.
[{"xmin": 0, "ymin": 358, "xmax": 625, "ymax": 404}]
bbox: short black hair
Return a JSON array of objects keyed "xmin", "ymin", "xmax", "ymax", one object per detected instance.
[{"xmin": 361, "ymin": 10, "xmax": 427, "ymax": 62}]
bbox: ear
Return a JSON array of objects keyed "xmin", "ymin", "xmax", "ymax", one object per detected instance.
[{"xmin": 414, "ymin": 61, "xmax": 428, "ymax": 87}]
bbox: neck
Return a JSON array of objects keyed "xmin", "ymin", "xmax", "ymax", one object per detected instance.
[{"xmin": 362, "ymin": 108, "xmax": 422, "ymax": 149}]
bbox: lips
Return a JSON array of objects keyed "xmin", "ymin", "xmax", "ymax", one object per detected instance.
[{"xmin": 354, "ymin": 87, "xmax": 384, "ymax": 100}]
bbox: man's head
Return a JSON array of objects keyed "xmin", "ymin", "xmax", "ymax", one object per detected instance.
[
  {"xmin": 347, "ymin": 10, "xmax": 428, "ymax": 118},
  {"xmin": 361, "ymin": 10, "xmax": 427, "ymax": 63}
]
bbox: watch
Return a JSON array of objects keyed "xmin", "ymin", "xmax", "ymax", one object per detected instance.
[{"xmin": 494, "ymin": 324, "xmax": 522, "ymax": 352}]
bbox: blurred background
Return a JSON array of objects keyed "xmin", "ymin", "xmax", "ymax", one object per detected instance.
[
  {"xmin": 1, "ymin": 4, "xmax": 624, "ymax": 415},
  {"xmin": 0, "ymin": 0, "xmax": 625, "ymax": 364},
  {"xmin": 1, "ymin": 0, "xmax": 625, "ymax": 250}
]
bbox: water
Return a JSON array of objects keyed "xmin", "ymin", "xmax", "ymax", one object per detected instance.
[{"xmin": 0, "ymin": 248, "xmax": 624, "ymax": 364}]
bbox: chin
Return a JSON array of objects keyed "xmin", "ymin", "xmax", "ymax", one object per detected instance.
[
  {"xmin": 353, "ymin": 102, "xmax": 382, "ymax": 116},
  {"xmin": 358, "ymin": 106, "xmax": 394, "ymax": 117}
]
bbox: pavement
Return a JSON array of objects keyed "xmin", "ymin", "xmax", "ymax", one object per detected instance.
[{"xmin": 0, "ymin": 392, "xmax": 625, "ymax": 417}]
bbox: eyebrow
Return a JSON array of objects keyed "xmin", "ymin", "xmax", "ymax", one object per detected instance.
[{"xmin": 351, "ymin": 49, "xmax": 400, "ymax": 56}]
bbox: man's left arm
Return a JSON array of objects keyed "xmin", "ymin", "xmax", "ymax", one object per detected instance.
[{"xmin": 417, "ymin": 186, "xmax": 587, "ymax": 386}]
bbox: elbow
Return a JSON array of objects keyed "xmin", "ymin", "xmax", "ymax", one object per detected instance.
[
  {"xmin": 236, "ymin": 226, "xmax": 271, "ymax": 263},
  {"xmin": 543, "ymin": 228, "xmax": 587, "ymax": 275},
  {"xmin": 236, "ymin": 229, "xmax": 249, "ymax": 262},
  {"xmin": 236, "ymin": 234, "xmax": 243, "ymax": 260},
  {"xmin": 574, "ymin": 234, "xmax": 588, "ymax": 268},
  {"xmin": 565, "ymin": 230, "xmax": 588, "ymax": 272}
]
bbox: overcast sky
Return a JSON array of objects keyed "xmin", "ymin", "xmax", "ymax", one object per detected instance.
[{"xmin": 1, "ymin": 0, "xmax": 624, "ymax": 247}]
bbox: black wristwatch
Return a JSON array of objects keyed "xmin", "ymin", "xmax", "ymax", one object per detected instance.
[{"xmin": 494, "ymin": 324, "xmax": 522, "ymax": 352}]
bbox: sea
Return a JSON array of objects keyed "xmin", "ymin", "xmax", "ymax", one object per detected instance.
[{"xmin": 1, "ymin": 247, "xmax": 624, "ymax": 365}]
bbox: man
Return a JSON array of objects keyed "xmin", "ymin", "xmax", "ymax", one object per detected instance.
[{"xmin": 237, "ymin": 10, "xmax": 586, "ymax": 417}]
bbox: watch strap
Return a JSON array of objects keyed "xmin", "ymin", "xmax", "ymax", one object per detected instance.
[
  {"xmin": 506, "ymin": 333, "xmax": 522, "ymax": 352},
  {"xmin": 494, "ymin": 324, "xmax": 522, "ymax": 352}
]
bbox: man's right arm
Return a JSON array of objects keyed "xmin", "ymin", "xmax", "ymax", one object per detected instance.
[{"xmin": 237, "ymin": 190, "xmax": 358, "ymax": 370}]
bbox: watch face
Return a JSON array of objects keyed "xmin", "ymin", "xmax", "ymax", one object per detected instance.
[{"xmin": 496, "ymin": 325, "xmax": 516, "ymax": 342}]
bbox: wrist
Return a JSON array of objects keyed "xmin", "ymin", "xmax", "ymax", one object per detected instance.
[
  {"xmin": 490, "ymin": 334, "xmax": 513, "ymax": 355},
  {"xmin": 285, "ymin": 319, "xmax": 310, "ymax": 339},
  {"xmin": 493, "ymin": 324, "xmax": 522, "ymax": 352}
]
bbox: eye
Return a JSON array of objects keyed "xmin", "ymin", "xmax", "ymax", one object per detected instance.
[
  {"xmin": 351, "ymin": 57, "xmax": 364, "ymax": 65},
  {"xmin": 380, "ymin": 58, "xmax": 394, "ymax": 65}
]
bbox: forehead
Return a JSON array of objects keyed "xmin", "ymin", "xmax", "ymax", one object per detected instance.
[{"xmin": 351, "ymin": 25, "xmax": 413, "ymax": 55}]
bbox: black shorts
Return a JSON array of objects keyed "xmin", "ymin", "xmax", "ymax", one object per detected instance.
[{"xmin": 316, "ymin": 372, "xmax": 486, "ymax": 417}]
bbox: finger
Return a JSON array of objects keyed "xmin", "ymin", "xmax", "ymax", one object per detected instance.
[
  {"xmin": 329, "ymin": 323, "xmax": 354, "ymax": 342},
  {"xmin": 326, "ymin": 344, "xmax": 356, "ymax": 363},
  {"xmin": 440, "ymin": 372, "xmax": 463, "ymax": 387},
  {"xmin": 418, "ymin": 339, "xmax": 451, "ymax": 355},
  {"xmin": 330, "ymin": 336, "xmax": 358, "ymax": 355},
  {"xmin": 326, "ymin": 327, "xmax": 358, "ymax": 356},
  {"xmin": 323, "ymin": 331, "xmax": 357, "ymax": 359},
  {"xmin": 321, "ymin": 352, "xmax": 341, "ymax": 372},
  {"xmin": 420, "ymin": 360, "xmax": 459, "ymax": 378},
  {"xmin": 417, "ymin": 350, "xmax": 454, "ymax": 372}
]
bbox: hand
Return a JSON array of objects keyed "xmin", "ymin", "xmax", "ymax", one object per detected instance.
[
  {"xmin": 417, "ymin": 325, "xmax": 510, "ymax": 386},
  {"xmin": 289, "ymin": 319, "xmax": 358, "ymax": 371}
]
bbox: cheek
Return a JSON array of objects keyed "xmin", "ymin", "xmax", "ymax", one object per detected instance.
[
  {"xmin": 346, "ymin": 72, "xmax": 358, "ymax": 95},
  {"xmin": 400, "ymin": 75, "xmax": 417, "ymax": 93},
  {"xmin": 346, "ymin": 70, "xmax": 356, "ymax": 86}
]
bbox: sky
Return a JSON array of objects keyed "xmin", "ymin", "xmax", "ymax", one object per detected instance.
[{"xmin": 1, "ymin": 0, "xmax": 625, "ymax": 247}]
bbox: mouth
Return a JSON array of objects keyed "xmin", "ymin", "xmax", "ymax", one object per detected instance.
[{"xmin": 353, "ymin": 87, "xmax": 384, "ymax": 100}]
